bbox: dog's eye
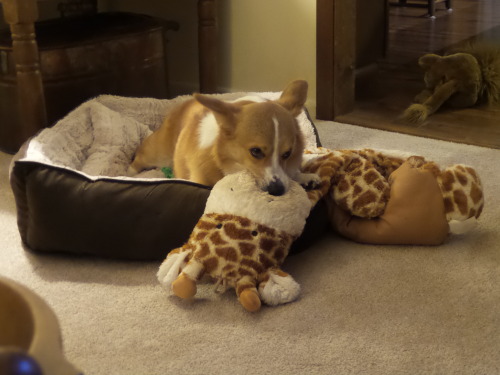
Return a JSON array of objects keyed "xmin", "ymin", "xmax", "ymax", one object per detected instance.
[
  {"xmin": 282, "ymin": 150, "xmax": 292, "ymax": 160},
  {"xmin": 250, "ymin": 148, "xmax": 265, "ymax": 159}
]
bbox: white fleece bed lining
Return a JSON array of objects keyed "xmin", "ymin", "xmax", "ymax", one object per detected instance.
[{"xmin": 20, "ymin": 93, "xmax": 319, "ymax": 182}]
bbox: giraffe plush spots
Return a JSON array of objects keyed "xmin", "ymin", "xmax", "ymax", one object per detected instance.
[
  {"xmin": 437, "ymin": 164, "xmax": 484, "ymax": 221},
  {"xmin": 157, "ymin": 171, "xmax": 311, "ymax": 312}
]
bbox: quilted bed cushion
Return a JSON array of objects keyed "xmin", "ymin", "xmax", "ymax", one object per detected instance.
[{"xmin": 9, "ymin": 93, "xmax": 326, "ymax": 260}]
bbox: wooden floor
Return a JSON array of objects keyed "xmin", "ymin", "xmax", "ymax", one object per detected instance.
[{"xmin": 336, "ymin": 0, "xmax": 500, "ymax": 149}]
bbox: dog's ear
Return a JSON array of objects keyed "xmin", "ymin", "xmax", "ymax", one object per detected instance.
[
  {"xmin": 276, "ymin": 80, "xmax": 308, "ymax": 117},
  {"xmin": 194, "ymin": 94, "xmax": 241, "ymax": 135},
  {"xmin": 194, "ymin": 94, "xmax": 240, "ymax": 115}
]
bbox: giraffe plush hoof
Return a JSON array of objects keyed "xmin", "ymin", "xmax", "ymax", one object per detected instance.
[
  {"xmin": 172, "ymin": 273, "xmax": 197, "ymax": 299},
  {"xmin": 239, "ymin": 289, "xmax": 261, "ymax": 312},
  {"xmin": 157, "ymin": 250, "xmax": 190, "ymax": 289},
  {"xmin": 259, "ymin": 271, "xmax": 301, "ymax": 306}
]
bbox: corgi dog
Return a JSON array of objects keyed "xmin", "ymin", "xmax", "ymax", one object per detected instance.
[{"xmin": 128, "ymin": 80, "xmax": 319, "ymax": 196}]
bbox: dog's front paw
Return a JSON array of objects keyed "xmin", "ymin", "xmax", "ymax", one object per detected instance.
[{"xmin": 296, "ymin": 172, "xmax": 322, "ymax": 190}]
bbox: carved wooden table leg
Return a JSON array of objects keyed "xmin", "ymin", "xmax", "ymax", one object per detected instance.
[
  {"xmin": 3, "ymin": 0, "xmax": 47, "ymax": 151},
  {"xmin": 198, "ymin": 0, "xmax": 217, "ymax": 93}
]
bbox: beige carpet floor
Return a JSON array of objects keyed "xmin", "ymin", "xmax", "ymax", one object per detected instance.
[{"xmin": 1, "ymin": 120, "xmax": 499, "ymax": 375}]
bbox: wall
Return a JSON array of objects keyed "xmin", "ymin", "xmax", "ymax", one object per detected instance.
[
  {"xmin": 216, "ymin": 0, "xmax": 316, "ymax": 112},
  {"xmin": 105, "ymin": 0, "xmax": 318, "ymax": 113}
]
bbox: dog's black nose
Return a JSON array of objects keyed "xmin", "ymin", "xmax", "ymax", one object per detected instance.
[{"xmin": 266, "ymin": 180, "xmax": 285, "ymax": 196}]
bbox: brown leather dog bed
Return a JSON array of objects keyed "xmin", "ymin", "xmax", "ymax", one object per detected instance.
[{"xmin": 9, "ymin": 94, "xmax": 326, "ymax": 260}]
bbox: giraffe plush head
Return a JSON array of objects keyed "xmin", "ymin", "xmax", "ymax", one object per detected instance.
[{"xmin": 157, "ymin": 171, "xmax": 312, "ymax": 312}]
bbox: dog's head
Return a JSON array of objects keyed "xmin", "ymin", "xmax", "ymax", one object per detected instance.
[{"xmin": 194, "ymin": 80, "xmax": 308, "ymax": 196}]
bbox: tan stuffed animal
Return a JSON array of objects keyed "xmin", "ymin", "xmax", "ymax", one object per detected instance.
[{"xmin": 403, "ymin": 43, "xmax": 500, "ymax": 124}]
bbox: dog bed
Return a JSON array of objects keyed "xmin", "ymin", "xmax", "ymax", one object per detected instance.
[{"xmin": 9, "ymin": 93, "xmax": 326, "ymax": 260}]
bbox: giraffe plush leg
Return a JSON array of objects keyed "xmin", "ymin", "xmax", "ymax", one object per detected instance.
[
  {"xmin": 258, "ymin": 269, "xmax": 301, "ymax": 306},
  {"xmin": 171, "ymin": 259, "xmax": 204, "ymax": 299},
  {"xmin": 157, "ymin": 249, "xmax": 190, "ymax": 289},
  {"xmin": 236, "ymin": 276, "xmax": 261, "ymax": 312}
]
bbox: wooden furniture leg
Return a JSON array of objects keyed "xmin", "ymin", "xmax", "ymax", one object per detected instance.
[
  {"xmin": 197, "ymin": 0, "xmax": 217, "ymax": 93},
  {"xmin": 316, "ymin": 0, "xmax": 356, "ymax": 120},
  {"xmin": 2, "ymin": 0, "xmax": 47, "ymax": 150}
]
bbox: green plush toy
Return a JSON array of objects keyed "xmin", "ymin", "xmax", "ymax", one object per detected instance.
[{"xmin": 161, "ymin": 167, "xmax": 174, "ymax": 178}]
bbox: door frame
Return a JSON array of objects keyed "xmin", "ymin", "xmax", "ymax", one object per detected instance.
[{"xmin": 316, "ymin": 0, "xmax": 356, "ymax": 120}]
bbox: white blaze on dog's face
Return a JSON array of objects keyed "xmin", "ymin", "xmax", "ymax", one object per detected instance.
[
  {"xmin": 194, "ymin": 80, "xmax": 308, "ymax": 195},
  {"xmin": 225, "ymin": 102, "xmax": 304, "ymax": 196}
]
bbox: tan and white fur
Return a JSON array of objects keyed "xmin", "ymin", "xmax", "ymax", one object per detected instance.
[{"xmin": 128, "ymin": 80, "xmax": 319, "ymax": 196}]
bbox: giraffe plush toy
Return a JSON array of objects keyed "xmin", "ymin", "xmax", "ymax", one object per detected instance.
[
  {"xmin": 158, "ymin": 147, "xmax": 484, "ymax": 311},
  {"xmin": 157, "ymin": 171, "xmax": 312, "ymax": 312},
  {"xmin": 302, "ymin": 147, "xmax": 484, "ymax": 245}
]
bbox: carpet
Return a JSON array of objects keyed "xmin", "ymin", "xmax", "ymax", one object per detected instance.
[{"xmin": 1, "ymin": 120, "xmax": 499, "ymax": 375}]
